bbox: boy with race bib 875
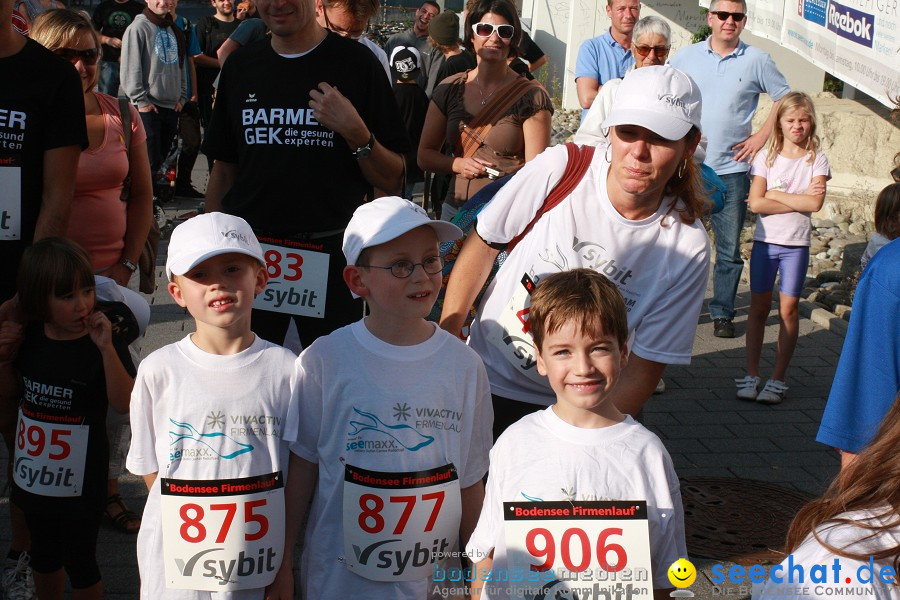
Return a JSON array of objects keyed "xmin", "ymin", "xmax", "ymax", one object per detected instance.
[
  {"xmin": 270, "ymin": 197, "xmax": 493, "ymax": 600},
  {"xmin": 126, "ymin": 213, "xmax": 296, "ymax": 599}
]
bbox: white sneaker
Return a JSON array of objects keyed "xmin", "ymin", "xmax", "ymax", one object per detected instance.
[
  {"xmin": 757, "ymin": 379, "xmax": 788, "ymax": 405},
  {"xmin": 654, "ymin": 379, "xmax": 666, "ymax": 394},
  {"xmin": 1, "ymin": 552, "xmax": 36, "ymax": 600},
  {"xmin": 735, "ymin": 375, "xmax": 760, "ymax": 400}
]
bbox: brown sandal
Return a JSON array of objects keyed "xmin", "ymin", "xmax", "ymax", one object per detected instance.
[{"xmin": 105, "ymin": 493, "xmax": 141, "ymax": 534}]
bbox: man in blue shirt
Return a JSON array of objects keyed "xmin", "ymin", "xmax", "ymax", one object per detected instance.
[
  {"xmin": 670, "ymin": 0, "xmax": 789, "ymax": 338},
  {"xmin": 574, "ymin": 0, "xmax": 640, "ymax": 121}
]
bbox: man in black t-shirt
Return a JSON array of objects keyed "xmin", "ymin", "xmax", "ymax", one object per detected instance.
[
  {"xmin": 203, "ymin": 0, "xmax": 408, "ymax": 351},
  {"xmin": 92, "ymin": 0, "xmax": 144, "ymax": 96},
  {"xmin": 193, "ymin": 0, "xmax": 239, "ymax": 128},
  {"xmin": 0, "ymin": 6, "xmax": 87, "ymax": 589}
]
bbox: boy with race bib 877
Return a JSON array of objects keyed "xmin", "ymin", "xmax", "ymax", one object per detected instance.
[
  {"xmin": 270, "ymin": 197, "xmax": 493, "ymax": 600},
  {"xmin": 126, "ymin": 213, "xmax": 296, "ymax": 599}
]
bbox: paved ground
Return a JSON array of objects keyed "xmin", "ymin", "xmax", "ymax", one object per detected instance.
[{"xmin": 0, "ymin": 168, "xmax": 848, "ymax": 598}]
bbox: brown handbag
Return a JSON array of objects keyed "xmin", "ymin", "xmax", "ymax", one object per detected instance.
[{"xmin": 118, "ymin": 98, "xmax": 159, "ymax": 294}]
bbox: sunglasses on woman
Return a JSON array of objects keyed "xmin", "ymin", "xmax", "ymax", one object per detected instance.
[
  {"xmin": 710, "ymin": 10, "xmax": 746, "ymax": 21},
  {"xmin": 54, "ymin": 47, "xmax": 100, "ymax": 65},
  {"xmin": 633, "ymin": 44, "xmax": 670, "ymax": 58},
  {"xmin": 471, "ymin": 22, "xmax": 515, "ymax": 40}
]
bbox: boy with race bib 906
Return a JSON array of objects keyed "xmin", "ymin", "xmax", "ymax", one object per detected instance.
[
  {"xmin": 270, "ymin": 197, "xmax": 493, "ymax": 600},
  {"xmin": 467, "ymin": 269, "xmax": 684, "ymax": 600},
  {"xmin": 126, "ymin": 213, "xmax": 296, "ymax": 599}
]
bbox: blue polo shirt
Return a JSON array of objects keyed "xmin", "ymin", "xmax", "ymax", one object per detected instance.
[
  {"xmin": 669, "ymin": 39, "xmax": 789, "ymax": 175},
  {"xmin": 575, "ymin": 30, "xmax": 634, "ymax": 120}
]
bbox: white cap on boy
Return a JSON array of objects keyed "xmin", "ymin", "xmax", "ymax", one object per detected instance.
[
  {"xmin": 166, "ymin": 212, "xmax": 264, "ymax": 281},
  {"xmin": 602, "ymin": 65, "xmax": 702, "ymax": 141},
  {"xmin": 343, "ymin": 197, "xmax": 462, "ymax": 266}
]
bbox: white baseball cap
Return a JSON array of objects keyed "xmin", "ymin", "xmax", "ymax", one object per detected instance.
[
  {"xmin": 166, "ymin": 212, "xmax": 264, "ymax": 280},
  {"xmin": 342, "ymin": 197, "xmax": 462, "ymax": 266},
  {"xmin": 602, "ymin": 65, "xmax": 702, "ymax": 141}
]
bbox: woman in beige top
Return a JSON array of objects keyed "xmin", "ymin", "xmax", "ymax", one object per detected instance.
[{"xmin": 418, "ymin": 0, "xmax": 552, "ymax": 221}]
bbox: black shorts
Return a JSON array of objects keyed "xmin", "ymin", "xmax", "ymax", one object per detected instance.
[{"xmin": 24, "ymin": 512, "xmax": 102, "ymax": 589}]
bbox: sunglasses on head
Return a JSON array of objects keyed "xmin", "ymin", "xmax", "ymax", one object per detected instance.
[
  {"xmin": 54, "ymin": 47, "xmax": 100, "ymax": 65},
  {"xmin": 472, "ymin": 22, "xmax": 515, "ymax": 40},
  {"xmin": 710, "ymin": 10, "xmax": 746, "ymax": 21},
  {"xmin": 633, "ymin": 44, "xmax": 670, "ymax": 58}
]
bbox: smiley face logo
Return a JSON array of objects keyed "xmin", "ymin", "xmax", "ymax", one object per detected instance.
[{"xmin": 667, "ymin": 558, "xmax": 696, "ymax": 588}]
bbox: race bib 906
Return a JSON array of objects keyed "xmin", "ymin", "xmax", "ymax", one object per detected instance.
[{"xmin": 503, "ymin": 501, "xmax": 653, "ymax": 600}]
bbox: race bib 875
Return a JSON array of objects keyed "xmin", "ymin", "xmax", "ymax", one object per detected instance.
[
  {"xmin": 161, "ymin": 472, "xmax": 285, "ymax": 591},
  {"xmin": 503, "ymin": 501, "xmax": 653, "ymax": 600}
]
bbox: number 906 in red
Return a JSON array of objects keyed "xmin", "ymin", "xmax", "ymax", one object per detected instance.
[{"xmin": 525, "ymin": 527, "xmax": 627, "ymax": 573}]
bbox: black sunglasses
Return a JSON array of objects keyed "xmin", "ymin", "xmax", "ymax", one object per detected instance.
[
  {"xmin": 472, "ymin": 22, "xmax": 515, "ymax": 40},
  {"xmin": 54, "ymin": 47, "xmax": 100, "ymax": 65},
  {"xmin": 710, "ymin": 10, "xmax": 746, "ymax": 21}
]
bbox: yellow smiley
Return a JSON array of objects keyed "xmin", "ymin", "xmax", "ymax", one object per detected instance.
[{"xmin": 667, "ymin": 558, "xmax": 697, "ymax": 588}]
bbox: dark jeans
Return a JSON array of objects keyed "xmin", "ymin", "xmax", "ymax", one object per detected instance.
[
  {"xmin": 709, "ymin": 172, "xmax": 752, "ymax": 320},
  {"xmin": 98, "ymin": 60, "xmax": 120, "ymax": 97},
  {"xmin": 139, "ymin": 105, "xmax": 179, "ymax": 174},
  {"xmin": 176, "ymin": 101, "xmax": 202, "ymax": 188}
]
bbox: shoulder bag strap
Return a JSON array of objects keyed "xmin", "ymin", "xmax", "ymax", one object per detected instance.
[
  {"xmin": 118, "ymin": 97, "xmax": 133, "ymax": 202},
  {"xmin": 507, "ymin": 143, "xmax": 595, "ymax": 252},
  {"xmin": 458, "ymin": 76, "xmax": 539, "ymax": 159}
]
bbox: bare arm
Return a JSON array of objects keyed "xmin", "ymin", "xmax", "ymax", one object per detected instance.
[
  {"xmin": 204, "ymin": 160, "xmax": 238, "ymax": 213},
  {"xmin": 610, "ymin": 354, "xmax": 666, "ymax": 417},
  {"xmin": 764, "ymin": 175, "xmax": 827, "ymax": 212},
  {"xmin": 107, "ymin": 139, "xmax": 154, "ymax": 286},
  {"xmin": 439, "ymin": 233, "xmax": 501, "ymax": 338},
  {"xmin": 88, "ymin": 312, "xmax": 135, "ymax": 414},
  {"xmin": 747, "ymin": 175, "xmax": 793, "ymax": 215},
  {"xmin": 265, "ymin": 454, "xmax": 318, "ymax": 600},
  {"xmin": 193, "ymin": 53, "xmax": 220, "ymax": 69},
  {"xmin": 418, "ymin": 101, "xmax": 494, "ymax": 179},
  {"xmin": 142, "ymin": 472, "xmax": 158, "ymax": 491},
  {"xmin": 0, "ymin": 322, "xmax": 23, "ymax": 406},
  {"xmin": 459, "ymin": 480, "xmax": 484, "ymax": 550},
  {"xmin": 528, "ymin": 55, "xmax": 548, "ymax": 73},
  {"xmin": 732, "ymin": 98, "xmax": 784, "ymax": 164},
  {"xmin": 522, "ymin": 109, "xmax": 551, "ymax": 162},
  {"xmin": 188, "ymin": 56, "xmax": 199, "ymax": 103},
  {"xmin": 309, "ymin": 82, "xmax": 404, "ymax": 195},
  {"xmin": 471, "ymin": 553, "xmax": 494, "ymax": 599},
  {"xmin": 217, "ymin": 38, "xmax": 241, "ymax": 67},
  {"xmin": 34, "ymin": 145, "xmax": 81, "ymax": 240},
  {"xmin": 575, "ymin": 77, "xmax": 600, "ymax": 110}
]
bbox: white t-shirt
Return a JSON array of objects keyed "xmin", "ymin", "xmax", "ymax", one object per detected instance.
[
  {"xmin": 467, "ymin": 408, "xmax": 686, "ymax": 597},
  {"xmin": 749, "ymin": 149, "xmax": 831, "ymax": 246},
  {"xmin": 284, "ymin": 319, "xmax": 493, "ymax": 600},
  {"xmin": 752, "ymin": 510, "xmax": 900, "ymax": 599},
  {"xmin": 573, "ymin": 78, "xmax": 621, "ymax": 146},
  {"xmin": 127, "ymin": 335, "xmax": 296, "ymax": 600},
  {"xmin": 471, "ymin": 143, "xmax": 711, "ymax": 405}
]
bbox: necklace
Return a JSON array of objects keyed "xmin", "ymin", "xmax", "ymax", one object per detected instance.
[{"xmin": 475, "ymin": 74, "xmax": 500, "ymax": 106}]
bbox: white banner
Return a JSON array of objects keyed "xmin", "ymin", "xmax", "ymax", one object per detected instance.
[{"xmin": 743, "ymin": 0, "xmax": 899, "ymax": 106}]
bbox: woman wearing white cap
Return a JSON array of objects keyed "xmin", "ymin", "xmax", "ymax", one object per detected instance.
[{"xmin": 440, "ymin": 65, "xmax": 711, "ymax": 439}]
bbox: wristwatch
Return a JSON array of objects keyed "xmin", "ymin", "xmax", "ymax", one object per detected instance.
[
  {"xmin": 352, "ymin": 133, "xmax": 375, "ymax": 160},
  {"xmin": 120, "ymin": 258, "xmax": 138, "ymax": 273}
]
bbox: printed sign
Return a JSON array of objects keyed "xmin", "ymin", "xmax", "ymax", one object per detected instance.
[
  {"xmin": 503, "ymin": 501, "xmax": 653, "ymax": 600},
  {"xmin": 342, "ymin": 463, "xmax": 462, "ymax": 581},
  {"xmin": 488, "ymin": 272, "xmax": 546, "ymax": 385},
  {"xmin": 161, "ymin": 472, "xmax": 285, "ymax": 591},
  {"xmin": 253, "ymin": 238, "xmax": 329, "ymax": 318},
  {"xmin": 13, "ymin": 409, "xmax": 88, "ymax": 497},
  {"xmin": 0, "ymin": 166, "xmax": 22, "ymax": 240}
]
